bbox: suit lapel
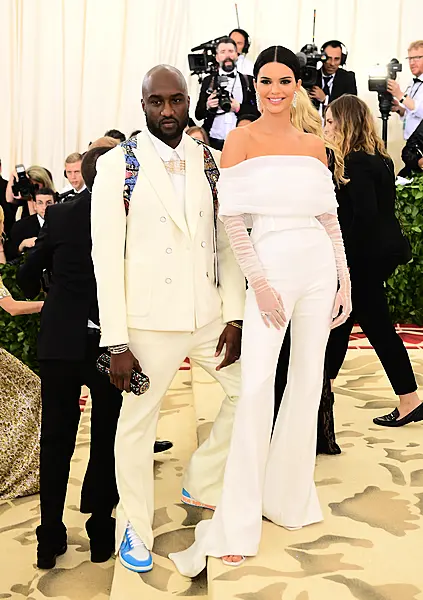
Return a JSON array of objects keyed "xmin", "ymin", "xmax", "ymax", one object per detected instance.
[
  {"xmin": 330, "ymin": 70, "xmax": 342, "ymax": 101},
  {"xmin": 185, "ymin": 136, "xmax": 206, "ymax": 240},
  {"xmin": 134, "ymin": 131, "xmax": 190, "ymax": 238}
]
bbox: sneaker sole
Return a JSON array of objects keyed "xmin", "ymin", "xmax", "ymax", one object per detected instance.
[
  {"xmin": 181, "ymin": 495, "xmax": 215, "ymax": 511},
  {"xmin": 119, "ymin": 553, "xmax": 153, "ymax": 573}
]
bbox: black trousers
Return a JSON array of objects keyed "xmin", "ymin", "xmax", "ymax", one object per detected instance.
[
  {"xmin": 326, "ymin": 260, "xmax": 417, "ymax": 396},
  {"xmin": 208, "ymin": 136, "xmax": 225, "ymax": 151},
  {"xmin": 38, "ymin": 331, "xmax": 122, "ymax": 528}
]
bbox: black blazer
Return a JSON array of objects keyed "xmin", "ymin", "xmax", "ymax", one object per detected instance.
[
  {"xmin": 400, "ymin": 119, "xmax": 423, "ymax": 176},
  {"xmin": 335, "ymin": 151, "xmax": 406, "ymax": 268},
  {"xmin": 313, "ymin": 67, "xmax": 357, "ymax": 109},
  {"xmin": 6, "ymin": 213, "xmax": 41, "ymax": 261},
  {"xmin": 195, "ymin": 72, "xmax": 260, "ymax": 133},
  {"xmin": 17, "ymin": 189, "xmax": 100, "ymax": 361}
]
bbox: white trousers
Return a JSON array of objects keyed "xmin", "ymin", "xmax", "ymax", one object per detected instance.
[
  {"xmin": 171, "ymin": 226, "xmax": 337, "ymax": 576},
  {"xmin": 114, "ymin": 318, "xmax": 241, "ymax": 550}
]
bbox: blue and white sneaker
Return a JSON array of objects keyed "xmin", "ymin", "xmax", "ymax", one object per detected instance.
[
  {"xmin": 119, "ymin": 522, "xmax": 153, "ymax": 573},
  {"xmin": 181, "ymin": 488, "xmax": 215, "ymax": 511}
]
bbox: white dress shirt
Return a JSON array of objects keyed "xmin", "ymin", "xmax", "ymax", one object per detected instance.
[
  {"xmin": 236, "ymin": 54, "xmax": 254, "ymax": 76},
  {"xmin": 402, "ymin": 75, "xmax": 423, "ymax": 140},
  {"xmin": 37, "ymin": 214, "xmax": 45, "ymax": 228},
  {"xmin": 209, "ymin": 69, "xmax": 243, "ymax": 141},
  {"xmin": 147, "ymin": 130, "xmax": 186, "ymax": 218},
  {"xmin": 318, "ymin": 72, "xmax": 335, "ymax": 117}
]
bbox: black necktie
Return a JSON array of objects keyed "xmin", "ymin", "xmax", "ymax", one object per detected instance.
[{"xmin": 323, "ymin": 76, "xmax": 332, "ymax": 96}]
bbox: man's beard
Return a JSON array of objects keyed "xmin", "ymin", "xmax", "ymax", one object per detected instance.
[
  {"xmin": 145, "ymin": 111, "xmax": 189, "ymax": 142},
  {"xmin": 221, "ymin": 58, "xmax": 237, "ymax": 73}
]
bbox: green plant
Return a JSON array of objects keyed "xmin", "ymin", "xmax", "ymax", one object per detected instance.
[
  {"xmin": 0, "ymin": 260, "xmax": 42, "ymax": 373},
  {"xmin": 386, "ymin": 173, "xmax": 423, "ymax": 325}
]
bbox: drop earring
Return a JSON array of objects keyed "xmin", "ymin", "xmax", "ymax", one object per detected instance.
[
  {"xmin": 255, "ymin": 91, "xmax": 262, "ymax": 113},
  {"xmin": 292, "ymin": 91, "xmax": 298, "ymax": 108}
]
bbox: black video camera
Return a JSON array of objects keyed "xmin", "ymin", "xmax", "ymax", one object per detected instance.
[
  {"xmin": 11, "ymin": 164, "xmax": 36, "ymax": 203},
  {"xmin": 368, "ymin": 58, "xmax": 402, "ymax": 93},
  {"xmin": 188, "ymin": 36, "xmax": 226, "ymax": 79},
  {"xmin": 297, "ymin": 44, "xmax": 327, "ymax": 89}
]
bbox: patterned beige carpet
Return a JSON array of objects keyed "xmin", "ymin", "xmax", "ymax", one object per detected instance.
[{"xmin": 1, "ymin": 350, "xmax": 423, "ymax": 600}]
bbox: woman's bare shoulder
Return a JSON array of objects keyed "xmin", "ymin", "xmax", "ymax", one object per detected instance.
[
  {"xmin": 220, "ymin": 127, "xmax": 251, "ymax": 168},
  {"xmin": 301, "ymin": 133, "xmax": 327, "ymax": 165}
]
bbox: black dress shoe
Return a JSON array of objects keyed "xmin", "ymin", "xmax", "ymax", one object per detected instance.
[
  {"xmin": 154, "ymin": 440, "xmax": 173, "ymax": 453},
  {"xmin": 36, "ymin": 524, "xmax": 67, "ymax": 569},
  {"xmin": 86, "ymin": 515, "xmax": 115, "ymax": 563},
  {"xmin": 373, "ymin": 404, "xmax": 423, "ymax": 427}
]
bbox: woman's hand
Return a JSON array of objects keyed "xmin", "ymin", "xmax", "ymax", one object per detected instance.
[
  {"xmin": 255, "ymin": 285, "xmax": 287, "ymax": 330},
  {"xmin": 331, "ymin": 282, "xmax": 352, "ymax": 329}
]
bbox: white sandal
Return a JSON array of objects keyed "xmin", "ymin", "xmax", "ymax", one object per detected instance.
[{"xmin": 222, "ymin": 555, "xmax": 246, "ymax": 567}]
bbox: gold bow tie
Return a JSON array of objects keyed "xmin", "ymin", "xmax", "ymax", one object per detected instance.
[{"xmin": 164, "ymin": 159, "xmax": 186, "ymax": 174}]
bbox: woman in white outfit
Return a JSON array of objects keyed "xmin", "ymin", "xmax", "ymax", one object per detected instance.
[{"xmin": 170, "ymin": 46, "xmax": 351, "ymax": 575}]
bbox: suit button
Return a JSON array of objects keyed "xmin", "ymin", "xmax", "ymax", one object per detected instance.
[
  {"xmin": 201, "ymin": 241, "xmax": 206, "ymax": 248},
  {"xmin": 199, "ymin": 211, "xmax": 204, "ymax": 217},
  {"xmin": 165, "ymin": 278, "xmax": 172, "ymax": 284},
  {"xmin": 160, "ymin": 217, "xmax": 166, "ymax": 222},
  {"xmin": 166, "ymin": 248, "xmax": 172, "ymax": 254}
]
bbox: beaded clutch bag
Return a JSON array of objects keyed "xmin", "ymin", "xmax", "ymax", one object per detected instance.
[{"xmin": 96, "ymin": 352, "xmax": 150, "ymax": 396}]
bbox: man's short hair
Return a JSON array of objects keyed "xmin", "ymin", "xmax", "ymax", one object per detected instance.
[
  {"xmin": 104, "ymin": 129, "xmax": 126, "ymax": 143},
  {"xmin": 408, "ymin": 40, "xmax": 423, "ymax": 52},
  {"xmin": 35, "ymin": 187, "xmax": 56, "ymax": 201},
  {"xmin": 81, "ymin": 143, "xmax": 118, "ymax": 192},
  {"xmin": 65, "ymin": 152, "xmax": 83, "ymax": 165},
  {"xmin": 217, "ymin": 37, "xmax": 237, "ymax": 52},
  {"xmin": 237, "ymin": 113, "xmax": 259, "ymax": 125}
]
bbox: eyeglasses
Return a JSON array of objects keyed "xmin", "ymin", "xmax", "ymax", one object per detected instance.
[{"xmin": 406, "ymin": 55, "xmax": 423, "ymax": 62}]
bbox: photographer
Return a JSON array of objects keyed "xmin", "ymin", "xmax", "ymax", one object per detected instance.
[
  {"xmin": 229, "ymin": 28, "xmax": 254, "ymax": 76},
  {"xmin": 309, "ymin": 40, "xmax": 357, "ymax": 115},
  {"xmin": 6, "ymin": 187, "xmax": 56, "ymax": 261},
  {"xmin": 390, "ymin": 40, "xmax": 423, "ymax": 140},
  {"xmin": 6, "ymin": 165, "xmax": 55, "ymax": 220},
  {"xmin": 195, "ymin": 37, "xmax": 259, "ymax": 150}
]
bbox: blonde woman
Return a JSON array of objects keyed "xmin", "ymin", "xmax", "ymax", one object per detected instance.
[
  {"xmin": 0, "ymin": 205, "xmax": 43, "ymax": 500},
  {"xmin": 324, "ymin": 94, "xmax": 423, "ymax": 427},
  {"xmin": 275, "ymin": 85, "xmax": 345, "ymax": 455}
]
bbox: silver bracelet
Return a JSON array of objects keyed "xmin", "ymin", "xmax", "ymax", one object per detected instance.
[{"xmin": 109, "ymin": 344, "xmax": 129, "ymax": 355}]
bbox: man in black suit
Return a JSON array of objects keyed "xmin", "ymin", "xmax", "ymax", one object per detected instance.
[
  {"xmin": 309, "ymin": 40, "xmax": 357, "ymax": 115},
  {"xmin": 6, "ymin": 187, "xmax": 55, "ymax": 261},
  {"xmin": 17, "ymin": 140, "xmax": 123, "ymax": 570},
  {"xmin": 195, "ymin": 37, "xmax": 260, "ymax": 150}
]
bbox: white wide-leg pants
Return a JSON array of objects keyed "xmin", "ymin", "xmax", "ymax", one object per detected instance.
[
  {"xmin": 170, "ymin": 226, "xmax": 337, "ymax": 576},
  {"xmin": 114, "ymin": 318, "xmax": 241, "ymax": 551}
]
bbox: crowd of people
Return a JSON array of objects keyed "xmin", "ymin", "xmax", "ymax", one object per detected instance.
[{"xmin": 0, "ymin": 32, "xmax": 423, "ymax": 582}]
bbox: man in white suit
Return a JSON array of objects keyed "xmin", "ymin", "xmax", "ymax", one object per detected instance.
[{"xmin": 91, "ymin": 65, "xmax": 245, "ymax": 573}]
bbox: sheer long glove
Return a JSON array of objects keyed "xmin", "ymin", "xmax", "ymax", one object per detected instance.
[
  {"xmin": 221, "ymin": 214, "xmax": 286, "ymax": 329},
  {"xmin": 317, "ymin": 212, "xmax": 352, "ymax": 329},
  {"xmin": 255, "ymin": 285, "xmax": 286, "ymax": 329}
]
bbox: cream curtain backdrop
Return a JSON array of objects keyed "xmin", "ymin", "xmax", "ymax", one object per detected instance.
[{"xmin": 0, "ymin": 0, "xmax": 421, "ymax": 187}]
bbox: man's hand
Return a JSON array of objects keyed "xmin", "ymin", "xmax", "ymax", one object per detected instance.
[
  {"xmin": 215, "ymin": 324, "xmax": 241, "ymax": 371},
  {"xmin": 207, "ymin": 91, "xmax": 219, "ymax": 109},
  {"xmin": 18, "ymin": 237, "xmax": 37, "ymax": 253},
  {"xmin": 309, "ymin": 86, "xmax": 326, "ymax": 103},
  {"xmin": 230, "ymin": 97, "xmax": 241, "ymax": 113},
  {"xmin": 387, "ymin": 79, "xmax": 403, "ymax": 100},
  {"xmin": 391, "ymin": 97, "xmax": 406, "ymax": 116},
  {"xmin": 110, "ymin": 349, "xmax": 142, "ymax": 393},
  {"xmin": 418, "ymin": 157, "xmax": 423, "ymax": 170}
]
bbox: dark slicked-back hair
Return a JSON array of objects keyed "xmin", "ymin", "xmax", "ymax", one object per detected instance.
[{"xmin": 253, "ymin": 46, "xmax": 301, "ymax": 81}]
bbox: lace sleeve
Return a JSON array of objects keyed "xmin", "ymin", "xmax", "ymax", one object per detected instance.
[
  {"xmin": 0, "ymin": 276, "xmax": 11, "ymax": 300},
  {"xmin": 220, "ymin": 215, "xmax": 269, "ymax": 294},
  {"xmin": 316, "ymin": 212, "xmax": 349, "ymax": 285}
]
